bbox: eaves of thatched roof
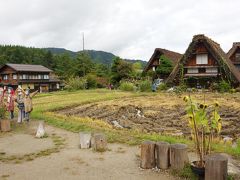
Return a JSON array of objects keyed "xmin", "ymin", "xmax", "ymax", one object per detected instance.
[
  {"xmin": 166, "ymin": 34, "xmax": 240, "ymax": 83},
  {"xmin": 143, "ymin": 48, "xmax": 182, "ymax": 72}
]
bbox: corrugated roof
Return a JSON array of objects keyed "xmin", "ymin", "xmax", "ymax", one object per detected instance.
[{"xmin": 5, "ymin": 63, "xmax": 52, "ymax": 72}]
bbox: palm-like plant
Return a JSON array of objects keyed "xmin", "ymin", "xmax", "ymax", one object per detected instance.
[{"xmin": 183, "ymin": 95, "xmax": 221, "ymax": 168}]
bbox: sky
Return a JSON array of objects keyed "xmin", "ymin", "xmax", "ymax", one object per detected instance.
[{"xmin": 0, "ymin": 0, "xmax": 240, "ymax": 61}]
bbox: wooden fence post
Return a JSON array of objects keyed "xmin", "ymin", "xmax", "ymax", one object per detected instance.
[
  {"xmin": 0, "ymin": 120, "xmax": 11, "ymax": 132},
  {"xmin": 140, "ymin": 141, "xmax": 156, "ymax": 169},
  {"xmin": 205, "ymin": 154, "xmax": 228, "ymax": 180},
  {"xmin": 79, "ymin": 132, "xmax": 91, "ymax": 149},
  {"xmin": 156, "ymin": 141, "xmax": 170, "ymax": 169},
  {"xmin": 91, "ymin": 133, "xmax": 107, "ymax": 152},
  {"xmin": 170, "ymin": 143, "xmax": 189, "ymax": 170}
]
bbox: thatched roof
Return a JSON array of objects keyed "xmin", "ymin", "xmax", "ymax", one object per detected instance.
[
  {"xmin": 143, "ymin": 48, "xmax": 182, "ymax": 72},
  {"xmin": 166, "ymin": 34, "xmax": 240, "ymax": 83},
  {"xmin": 227, "ymin": 42, "xmax": 240, "ymax": 58}
]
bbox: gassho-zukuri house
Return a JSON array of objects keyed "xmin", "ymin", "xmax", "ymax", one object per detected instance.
[
  {"xmin": 0, "ymin": 63, "xmax": 61, "ymax": 92},
  {"xmin": 144, "ymin": 34, "xmax": 240, "ymax": 87}
]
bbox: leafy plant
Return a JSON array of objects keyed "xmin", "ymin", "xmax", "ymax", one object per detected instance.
[
  {"xmin": 86, "ymin": 74, "xmax": 97, "ymax": 89},
  {"xmin": 119, "ymin": 82, "xmax": 136, "ymax": 91},
  {"xmin": 139, "ymin": 80, "xmax": 151, "ymax": 92},
  {"xmin": 158, "ymin": 83, "xmax": 168, "ymax": 91},
  {"xmin": 156, "ymin": 55, "xmax": 173, "ymax": 76},
  {"xmin": 218, "ymin": 80, "xmax": 231, "ymax": 93},
  {"xmin": 183, "ymin": 95, "xmax": 221, "ymax": 168},
  {"xmin": 64, "ymin": 77, "xmax": 87, "ymax": 91}
]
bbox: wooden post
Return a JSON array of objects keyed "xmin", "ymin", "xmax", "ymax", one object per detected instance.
[
  {"xmin": 156, "ymin": 141, "xmax": 170, "ymax": 169},
  {"xmin": 170, "ymin": 143, "xmax": 189, "ymax": 170},
  {"xmin": 205, "ymin": 154, "xmax": 228, "ymax": 180},
  {"xmin": 91, "ymin": 133, "xmax": 107, "ymax": 152},
  {"xmin": 140, "ymin": 141, "xmax": 156, "ymax": 169},
  {"xmin": 79, "ymin": 132, "xmax": 91, "ymax": 149},
  {"xmin": 0, "ymin": 120, "xmax": 11, "ymax": 132}
]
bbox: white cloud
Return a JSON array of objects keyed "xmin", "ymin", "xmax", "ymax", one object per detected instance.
[{"xmin": 0, "ymin": 0, "xmax": 240, "ymax": 60}]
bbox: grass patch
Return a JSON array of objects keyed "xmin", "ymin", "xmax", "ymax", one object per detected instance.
[{"xmin": 170, "ymin": 164, "xmax": 198, "ymax": 180}]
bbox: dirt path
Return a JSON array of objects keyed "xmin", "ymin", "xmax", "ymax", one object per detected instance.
[{"xmin": 0, "ymin": 121, "xmax": 176, "ymax": 180}]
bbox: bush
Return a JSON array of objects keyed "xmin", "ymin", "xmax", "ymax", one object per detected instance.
[
  {"xmin": 119, "ymin": 82, "xmax": 136, "ymax": 91},
  {"xmin": 218, "ymin": 80, "xmax": 231, "ymax": 93},
  {"xmin": 64, "ymin": 77, "xmax": 87, "ymax": 91},
  {"xmin": 139, "ymin": 80, "xmax": 151, "ymax": 92},
  {"xmin": 86, "ymin": 74, "xmax": 97, "ymax": 89},
  {"xmin": 158, "ymin": 83, "xmax": 168, "ymax": 91}
]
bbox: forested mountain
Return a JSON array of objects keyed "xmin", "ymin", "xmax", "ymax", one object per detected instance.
[
  {"xmin": 44, "ymin": 48, "xmax": 147, "ymax": 67},
  {"xmin": 0, "ymin": 45, "xmax": 146, "ymax": 81}
]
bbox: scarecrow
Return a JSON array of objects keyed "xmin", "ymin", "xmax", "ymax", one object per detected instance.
[
  {"xmin": 6, "ymin": 87, "xmax": 15, "ymax": 119},
  {"xmin": 0, "ymin": 84, "xmax": 5, "ymax": 105},
  {"xmin": 16, "ymin": 86, "xmax": 25, "ymax": 123},
  {"xmin": 20, "ymin": 88, "xmax": 38, "ymax": 122}
]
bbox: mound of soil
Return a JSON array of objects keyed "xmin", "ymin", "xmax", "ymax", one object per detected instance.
[{"xmin": 58, "ymin": 96, "xmax": 240, "ymax": 138}]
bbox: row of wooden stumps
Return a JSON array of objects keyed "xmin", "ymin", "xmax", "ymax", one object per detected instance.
[
  {"xmin": 140, "ymin": 141, "xmax": 228, "ymax": 180},
  {"xmin": 79, "ymin": 132, "xmax": 108, "ymax": 152},
  {"xmin": 140, "ymin": 141, "xmax": 188, "ymax": 170}
]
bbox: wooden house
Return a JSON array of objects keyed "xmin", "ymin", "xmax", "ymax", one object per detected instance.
[
  {"xmin": 0, "ymin": 63, "xmax": 61, "ymax": 92},
  {"xmin": 167, "ymin": 34, "xmax": 240, "ymax": 87},
  {"xmin": 143, "ymin": 48, "xmax": 182, "ymax": 79},
  {"xmin": 227, "ymin": 42, "xmax": 240, "ymax": 70}
]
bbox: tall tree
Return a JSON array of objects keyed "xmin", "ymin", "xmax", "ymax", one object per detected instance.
[{"xmin": 111, "ymin": 57, "xmax": 133, "ymax": 85}]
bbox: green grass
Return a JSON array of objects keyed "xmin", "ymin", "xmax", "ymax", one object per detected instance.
[{"xmin": 31, "ymin": 89, "xmax": 240, "ymax": 158}]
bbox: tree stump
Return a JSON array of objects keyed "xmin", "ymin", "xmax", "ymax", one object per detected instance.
[
  {"xmin": 140, "ymin": 141, "xmax": 156, "ymax": 169},
  {"xmin": 170, "ymin": 143, "xmax": 189, "ymax": 170},
  {"xmin": 0, "ymin": 119, "xmax": 11, "ymax": 132},
  {"xmin": 79, "ymin": 132, "xmax": 91, "ymax": 149},
  {"xmin": 156, "ymin": 141, "xmax": 170, "ymax": 169},
  {"xmin": 205, "ymin": 154, "xmax": 228, "ymax": 180},
  {"xmin": 91, "ymin": 133, "xmax": 107, "ymax": 152}
]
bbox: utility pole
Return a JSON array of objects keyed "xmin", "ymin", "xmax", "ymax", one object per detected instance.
[{"xmin": 82, "ymin": 32, "xmax": 85, "ymax": 51}]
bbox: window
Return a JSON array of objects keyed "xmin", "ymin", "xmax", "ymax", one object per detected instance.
[
  {"xmin": 206, "ymin": 67, "xmax": 218, "ymax": 73},
  {"xmin": 152, "ymin": 67, "xmax": 156, "ymax": 71},
  {"xmin": 43, "ymin": 75, "xmax": 49, "ymax": 79},
  {"xmin": 19, "ymin": 75, "xmax": 22, "ymax": 79},
  {"xmin": 187, "ymin": 68, "xmax": 198, "ymax": 74},
  {"xmin": 22, "ymin": 74, "xmax": 27, "ymax": 79},
  {"xmin": 196, "ymin": 54, "xmax": 208, "ymax": 64},
  {"xmin": 236, "ymin": 53, "xmax": 240, "ymax": 61},
  {"xmin": 3, "ymin": 75, "xmax": 8, "ymax": 80},
  {"xmin": 13, "ymin": 74, "xmax": 17, "ymax": 80}
]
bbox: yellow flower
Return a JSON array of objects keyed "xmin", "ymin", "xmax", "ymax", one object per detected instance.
[
  {"xmin": 214, "ymin": 101, "xmax": 219, "ymax": 107},
  {"xmin": 199, "ymin": 103, "xmax": 204, "ymax": 109},
  {"xmin": 183, "ymin": 96, "xmax": 189, "ymax": 102}
]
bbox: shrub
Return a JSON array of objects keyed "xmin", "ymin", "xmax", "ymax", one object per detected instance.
[
  {"xmin": 139, "ymin": 80, "xmax": 151, "ymax": 92},
  {"xmin": 64, "ymin": 77, "xmax": 87, "ymax": 91},
  {"xmin": 158, "ymin": 83, "xmax": 168, "ymax": 91},
  {"xmin": 86, "ymin": 74, "xmax": 97, "ymax": 89},
  {"xmin": 218, "ymin": 80, "xmax": 231, "ymax": 93},
  {"xmin": 119, "ymin": 82, "xmax": 136, "ymax": 91}
]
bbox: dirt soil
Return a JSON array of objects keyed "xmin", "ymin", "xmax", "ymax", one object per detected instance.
[
  {"xmin": 58, "ymin": 93, "xmax": 240, "ymax": 138},
  {"xmin": 0, "ymin": 121, "xmax": 176, "ymax": 180}
]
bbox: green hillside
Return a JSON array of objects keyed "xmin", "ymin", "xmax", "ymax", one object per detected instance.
[{"xmin": 44, "ymin": 48, "xmax": 147, "ymax": 67}]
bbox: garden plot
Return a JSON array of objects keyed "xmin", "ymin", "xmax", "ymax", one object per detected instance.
[{"xmin": 58, "ymin": 93, "xmax": 240, "ymax": 138}]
